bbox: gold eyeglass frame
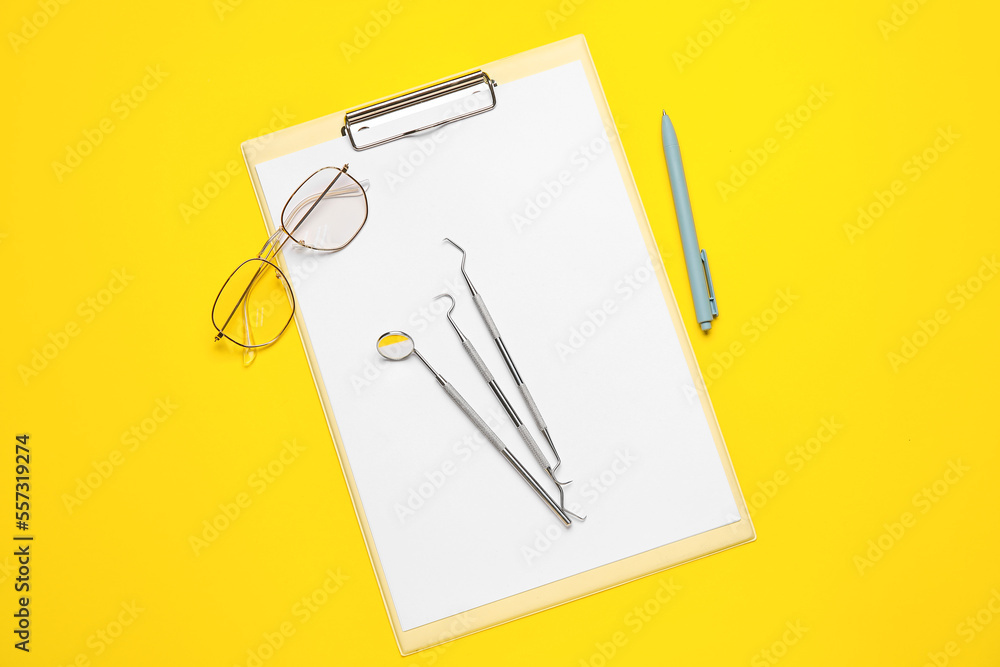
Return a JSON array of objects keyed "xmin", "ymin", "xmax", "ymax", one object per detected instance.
[{"xmin": 211, "ymin": 163, "xmax": 369, "ymax": 354}]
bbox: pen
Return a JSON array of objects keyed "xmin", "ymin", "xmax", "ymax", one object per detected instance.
[{"xmin": 661, "ymin": 111, "xmax": 718, "ymax": 331}]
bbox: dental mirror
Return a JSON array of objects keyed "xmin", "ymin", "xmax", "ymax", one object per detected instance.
[{"xmin": 376, "ymin": 331, "xmax": 415, "ymax": 361}]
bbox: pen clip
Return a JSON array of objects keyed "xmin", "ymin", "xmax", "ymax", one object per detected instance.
[{"xmin": 700, "ymin": 249, "xmax": 719, "ymax": 318}]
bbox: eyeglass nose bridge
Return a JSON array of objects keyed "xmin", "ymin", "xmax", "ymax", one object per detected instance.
[{"xmin": 256, "ymin": 227, "xmax": 289, "ymax": 260}]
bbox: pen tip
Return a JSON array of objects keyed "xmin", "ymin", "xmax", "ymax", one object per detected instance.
[{"xmin": 662, "ymin": 109, "xmax": 666, "ymax": 116}]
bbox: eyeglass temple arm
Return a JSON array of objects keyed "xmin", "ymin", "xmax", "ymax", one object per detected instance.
[
  {"xmin": 242, "ymin": 295, "xmax": 256, "ymax": 366},
  {"xmin": 213, "ymin": 256, "xmax": 275, "ymax": 340},
  {"xmin": 283, "ymin": 178, "xmax": 371, "ymax": 230},
  {"xmin": 255, "ymin": 177, "xmax": 371, "ymax": 262}
]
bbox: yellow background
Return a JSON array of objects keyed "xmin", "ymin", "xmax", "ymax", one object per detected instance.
[{"xmin": 2, "ymin": 0, "xmax": 998, "ymax": 665}]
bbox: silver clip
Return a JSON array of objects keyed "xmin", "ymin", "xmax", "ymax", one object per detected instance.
[
  {"xmin": 343, "ymin": 71, "xmax": 497, "ymax": 151},
  {"xmin": 700, "ymin": 249, "xmax": 719, "ymax": 318}
]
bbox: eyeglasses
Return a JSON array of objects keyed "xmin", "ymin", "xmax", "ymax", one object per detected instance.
[{"xmin": 212, "ymin": 164, "xmax": 369, "ymax": 365}]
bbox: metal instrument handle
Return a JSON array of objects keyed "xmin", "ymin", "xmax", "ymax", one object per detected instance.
[{"xmin": 441, "ymin": 381, "xmax": 505, "ymax": 454}]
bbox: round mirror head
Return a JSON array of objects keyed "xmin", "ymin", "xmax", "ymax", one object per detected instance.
[{"xmin": 376, "ymin": 331, "xmax": 415, "ymax": 361}]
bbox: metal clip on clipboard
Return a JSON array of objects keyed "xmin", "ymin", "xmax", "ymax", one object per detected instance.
[{"xmin": 342, "ymin": 71, "xmax": 497, "ymax": 151}]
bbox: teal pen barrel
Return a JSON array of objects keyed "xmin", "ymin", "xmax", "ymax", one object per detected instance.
[{"xmin": 661, "ymin": 113, "xmax": 713, "ymax": 330}]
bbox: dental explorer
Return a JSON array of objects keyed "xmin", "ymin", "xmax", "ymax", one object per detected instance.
[{"xmin": 443, "ymin": 238, "xmax": 570, "ymax": 475}]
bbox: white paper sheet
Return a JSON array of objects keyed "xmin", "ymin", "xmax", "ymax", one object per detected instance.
[{"xmin": 255, "ymin": 61, "xmax": 740, "ymax": 631}]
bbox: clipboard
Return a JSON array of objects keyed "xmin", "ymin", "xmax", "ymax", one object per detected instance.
[{"xmin": 241, "ymin": 35, "xmax": 754, "ymax": 655}]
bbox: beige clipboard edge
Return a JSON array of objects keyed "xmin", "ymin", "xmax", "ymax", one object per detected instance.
[{"xmin": 241, "ymin": 34, "xmax": 755, "ymax": 656}]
